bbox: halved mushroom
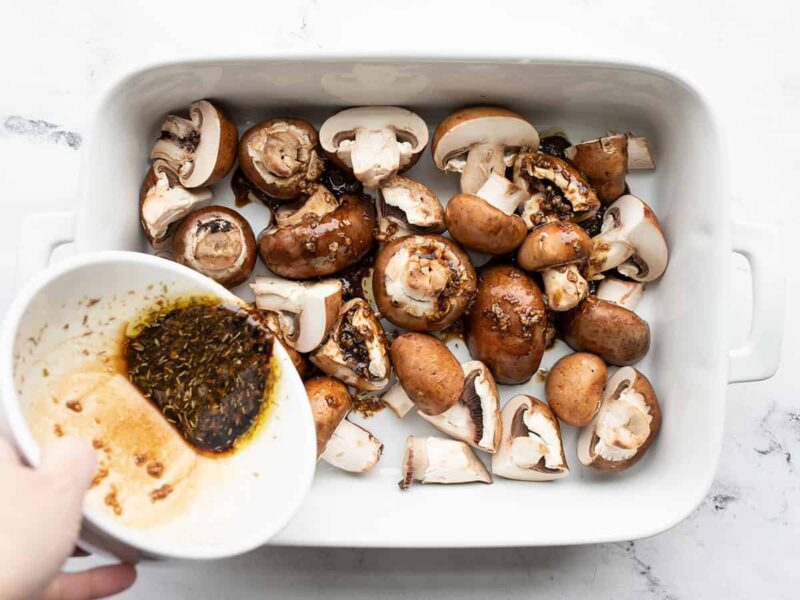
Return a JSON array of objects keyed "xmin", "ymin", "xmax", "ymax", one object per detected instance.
[
  {"xmin": 304, "ymin": 376, "xmax": 352, "ymax": 457},
  {"xmin": 139, "ymin": 160, "xmax": 212, "ymax": 248},
  {"xmin": 399, "ymin": 436, "xmax": 492, "ymax": 489},
  {"xmin": 517, "ymin": 221, "xmax": 593, "ymax": 311},
  {"xmin": 149, "ymin": 99, "xmax": 238, "ymax": 188},
  {"xmin": 492, "ymin": 395, "xmax": 569, "ymax": 481},
  {"xmin": 418, "ymin": 361, "xmax": 501, "ymax": 453},
  {"xmin": 250, "ymin": 277, "xmax": 342, "ymax": 353},
  {"xmin": 272, "ymin": 184, "xmax": 339, "ymax": 227},
  {"xmin": 596, "ymin": 276, "xmax": 645, "ymax": 312},
  {"xmin": 615, "ymin": 133, "xmax": 655, "ymax": 170},
  {"xmin": 373, "ymin": 234, "xmax": 477, "ymax": 331},
  {"xmin": 577, "ymin": 367, "xmax": 661, "ymax": 472},
  {"xmin": 431, "ymin": 107, "xmax": 539, "ymax": 194},
  {"xmin": 381, "ymin": 382, "xmax": 414, "ymax": 419},
  {"xmin": 257, "ymin": 312, "xmax": 310, "ymax": 378},
  {"xmin": 172, "ymin": 206, "xmax": 257, "ymax": 288},
  {"xmin": 464, "ymin": 265, "xmax": 548, "ymax": 385},
  {"xmin": 238, "ymin": 118, "xmax": 324, "ymax": 199},
  {"xmin": 558, "ymin": 296, "xmax": 650, "ymax": 366},
  {"xmin": 545, "ymin": 352, "xmax": 607, "ymax": 427},
  {"xmin": 565, "ymin": 134, "xmax": 628, "ymax": 204},
  {"xmin": 376, "ymin": 175, "xmax": 445, "ymax": 242},
  {"xmin": 390, "ymin": 332, "xmax": 464, "ymax": 416},
  {"xmin": 319, "ymin": 107, "xmax": 428, "ymax": 188},
  {"xmin": 321, "ymin": 417, "xmax": 383, "ymax": 473},
  {"xmin": 444, "ymin": 172, "xmax": 529, "ymax": 254},
  {"xmin": 258, "ymin": 191, "xmax": 376, "ymax": 280},
  {"xmin": 310, "ymin": 298, "xmax": 390, "ymax": 391},
  {"xmin": 585, "ymin": 194, "xmax": 668, "ymax": 282}
]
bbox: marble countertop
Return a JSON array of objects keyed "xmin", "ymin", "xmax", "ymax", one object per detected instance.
[{"xmin": 1, "ymin": 1, "xmax": 796, "ymax": 598}]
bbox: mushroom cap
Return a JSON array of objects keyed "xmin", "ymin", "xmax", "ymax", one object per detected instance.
[
  {"xmin": 238, "ymin": 117, "xmax": 324, "ymax": 200},
  {"xmin": 258, "ymin": 193, "xmax": 376, "ymax": 280},
  {"xmin": 565, "ymin": 134, "xmax": 628, "ymax": 204},
  {"xmin": 545, "ymin": 352, "xmax": 607, "ymax": 427},
  {"xmin": 517, "ymin": 221, "xmax": 592, "ymax": 271},
  {"xmin": 444, "ymin": 193, "xmax": 528, "ymax": 255},
  {"xmin": 399, "ymin": 436, "xmax": 492, "ymax": 489},
  {"xmin": 304, "ymin": 376, "xmax": 352, "ymax": 457},
  {"xmin": 373, "ymin": 234, "xmax": 477, "ymax": 331},
  {"xmin": 577, "ymin": 367, "xmax": 661, "ymax": 472},
  {"xmin": 377, "ymin": 175, "xmax": 445, "ymax": 241},
  {"xmin": 390, "ymin": 332, "xmax": 464, "ymax": 416},
  {"xmin": 431, "ymin": 106, "xmax": 539, "ymax": 171},
  {"xmin": 463, "ymin": 264, "xmax": 548, "ymax": 385},
  {"xmin": 321, "ymin": 418, "xmax": 383, "ymax": 473},
  {"xmin": 558, "ymin": 296, "xmax": 650, "ymax": 366},
  {"xmin": 491, "ymin": 394, "xmax": 569, "ymax": 481},
  {"xmin": 172, "ymin": 205, "xmax": 257, "ymax": 288}
]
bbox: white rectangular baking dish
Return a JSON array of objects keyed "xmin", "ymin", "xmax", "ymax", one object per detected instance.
[{"xmin": 16, "ymin": 57, "xmax": 784, "ymax": 547}]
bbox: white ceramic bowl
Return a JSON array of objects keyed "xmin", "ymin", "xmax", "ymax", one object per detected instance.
[{"xmin": 0, "ymin": 251, "xmax": 317, "ymax": 561}]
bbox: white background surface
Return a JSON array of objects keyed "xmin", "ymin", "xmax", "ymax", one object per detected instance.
[{"xmin": 0, "ymin": 1, "xmax": 796, "ymax": 598}]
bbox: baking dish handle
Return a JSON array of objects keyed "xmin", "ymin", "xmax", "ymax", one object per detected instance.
[
  {"xmin": 728, "ymin": 220, "xmax": 785, "ymax": 383},
  {"xmin": 15, "ymin": 211, "xmax": 76, "ymax": 286}
]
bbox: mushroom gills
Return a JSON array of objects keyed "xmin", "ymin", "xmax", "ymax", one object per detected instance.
[
  {"xmin": 141, "ymin": 162, "xmax": 212, "ymax": 243},
  {"xmin": 399, "ymin": 437, "xmax": 492, "ymax": 489},
  {"xmin": 321, "ymin": 418, "xmax": 383, "ymax": 473},
  {"xmin": 151, "ymin": 114, "xmax": 199, "ymax": 173}
]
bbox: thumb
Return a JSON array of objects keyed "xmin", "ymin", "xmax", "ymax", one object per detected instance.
[{"xmin": 38, "ymin": 437, "xmax": 97, "ymax": 508}]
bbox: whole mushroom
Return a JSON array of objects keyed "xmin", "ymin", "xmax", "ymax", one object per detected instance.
[
  {"xmin": 238, "ymin": 118, "xmax": 324, "ymax": 199},
  {"xmin": 376, "ymin": 175, "xmax": 445, "ymax": 242},
  {"xmin": 172, "ymin": 206, "xmax": 257, "ymax": 288},
  {"xmin": 545, "ymin": 352, "xmax": 607, "ymax": 427},
  {"xmin": 149, "ymin": 99, "xmax": 238, "ymax": 188},
  {"xmin": 565, "ymin": 134, "xmax": 629, "ymax": 204},
  {"xmin": 304, "ymin": 376, "xmax": 352, "ymax": 457},
  {"xmin": 373, "ymin": 234, "xmax": 477, "ymax": 332},
  {"xmin": 464, "ymin": 265, "xmax": 548, "ymax": 385}
]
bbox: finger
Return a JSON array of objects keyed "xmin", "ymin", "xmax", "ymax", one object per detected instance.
[
  {"xmin": 38, "ymin": 436, "xmax": 97, "ymax": 501},
  {"xmin": 39, "ymin": 564, "xmax": 137, "ymax": 600},
  {"xmin": 0, "ymin": 434, "xmax": 22, "ymax": 465}
]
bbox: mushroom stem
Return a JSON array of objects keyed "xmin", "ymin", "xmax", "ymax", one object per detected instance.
[
  {"xmin": 350, "ymin": 128, "xmax": 401, "ymax": 188},
  {"xmin": 587, "ymin": 226, "xmax": 634, "ymax": 278},
  {"xmin": 541, "ymin": 265, "xmax": 589, "ymax": 311},
  {"xmin": 399, "ymin": 437, "xmax": 492, "ymax": 489},
  {"xmin": 475, "ymin": 172, "xmax": 529, "ymax": 215},
  {"xmin": 461, "ymin": 143, "xmax": 507, "ymax": 195},
  {"xmin": 596, "ymin": 277, "xmax": 645, "ymax": 312}
]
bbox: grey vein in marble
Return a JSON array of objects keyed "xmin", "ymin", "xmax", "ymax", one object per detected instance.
[
  {"xmin": 2, "ymin": 116, "xmax": 81, "ymax": 149},
  {"xmin": 754, "ymin": 400, "xmax": 796, "ymax": 468},
  {"xmin": 616, "ymin": 542, "xmax": 678, "ymax": 600}
]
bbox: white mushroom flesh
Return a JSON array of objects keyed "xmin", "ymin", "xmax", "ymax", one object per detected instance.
[
  {"xmin": 541, "ymin": 265, "xmax": 589, "ymax": 312},
  {"xmin": 381, "ymin": 183, "xmax": 438, "ymax": 228},
  {"xmin": 596, "ymin": 277, "xmax": 645, "ymax": 311},
  {"xmin": 400, "ymin": 437, "xmax": 492, "ymax": 488},
  {"xmin": 381, "ymin": 382, "xmax": 414, "ymax": 418},
  {"xmin": 247, "ymin": 122, "xmax": 322, "ymax": 189},
  {"xmin": 142, "ymin": 165, "xmax": 212, "ymax": 241},
  {"xmin": 511, "ymin": 409, "xmax": 564, "ymax": 470},
  {"xmin": 275, "ymin": 185, "xmax": 339, "ymax": 227},
  {"xmin": 592, "ymin": 384, "xmax": 652, "ymax": 462},
  {"xmin": 475, "ymin": 172, "xmax": 530, "ymax": 215},
  {"xmin": 321, "ymin": 419, "xmax": 383, "ymax": 473}
]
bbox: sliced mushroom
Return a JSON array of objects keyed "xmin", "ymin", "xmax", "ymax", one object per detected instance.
[
  {"xmin": 304, "ymin": 376, "xmax": 352, "ymax": 457},
  {"xmin": 492, "ymin": 395, "xmax": 569, "ymax": 481},
  {"xmin": 310, "ymin": 298, "xmax": 390, "ymax": 391},
  {"xmin": 617, "ymin": 133, "xmax": 655, "ymax": 170},
  {"xmin": 258, "ymin": 191, "xmax": 376, "ymax": 280},
  {"xmin": 373, "ymin": 234, "xmax": 477, "ymax": 331},
  {"xmin": 376, "ymin": 175, "xmax": 445, "ymax": 242},
  {"xmin": 172, "ymin": 206, "xmax": 256, "ymax": 288},
  {"xmin": 321, "ymin": 418, "xmax": 383, "ymax": 473},
  {"xmin": 464, "ymin": 265, "xmax": 548, "ymax": 385},
  {"xmin": 517, "ymin": 221, "xmax": 592, "ymax": 311},
  {"xmin": 258, "ymin": 313, "xmax": 310, "ymax": 378},
  {"xmin": 558, "ymin": 296, "xmax": 650, "ymax": 366},
  {"xmin": 545, "ymin": 352, "xmax": 607, "ymax": 427},
  {"xmin": 381, "ymin": 382, "xmax": 414, "ymax": 419},
  {"xmin": 431, "ymin": 107, "xmax": 539, "ymax": 194},
  {"xmin": 564, "ymin": 134, "xmax": 628, "ymax": 204},
  {"xmin": 238, "ymin": 118, "xmax": 324, "ymax": 199},
  {"xmin": 418, "ymin": 361, "xmax": 501, "ymax": 453},
  {"xmin": 319, "ymin": 107, "xmax": 428, "ymax": 188},
  {"xmin": 273, "ymin": 184, "xmax": 339, "ymax": 227},
  {"xmin": 250, "ymin": 277, "xmax": 342, "ymax": 353},
  {"xmin": 149, "ymin": 99, "xmax": 238, "ymax": 188},
  {"xmin": 390, "ymin": 332, "xmax": 464, "ymax": 416},
  {"xmin": 596, "ymin": 276, "xmax": 645, "ymax": 312},
  {"xmin": 585, "ymin": 194, "xmax": 668, "ymax": 282},
  {"xmin": 139, "ymin": 160, "xmax": 212, "ymax": 248},
  {"xmin": 444, "ymin": 172, "xmax": 529, "ymax": 254},
  {"xmin": 577, "ymin": 367, "xmax": 661, "ymax": 472},
  {"xmin": 399, "ymin": 436, "xmax": 492, "ymax": 489}
]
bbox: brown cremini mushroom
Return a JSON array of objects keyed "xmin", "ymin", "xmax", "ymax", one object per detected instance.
[
  {"xmin": 238, "ymin": 118, "xmax": 324, "ymax": 200},
  {"xmin": 399, "ymin": 436, "xmax": 492, "ymax": 489},
  {"xmin": 149, "ymin": 100, "xmax": 238, "ymax": 188},
  {"xmin": 172, "ymin": 206, "xmax": 256, "ymax": 288},
  {"xmin": 376, "ymin": 175, "xmax": 445, "ymax": 242},
  {"xmin": 373, "ymin": 234, "xmax": 477, "ymax": 331},
  {"xmin": 390, "ymin": 332, "xmax": 464, "ymax": 416},
  {"xmin": 545, "ymin": 352, "xmax": 607, "ymax": 427},
  {"xmin": 463, "ymin": 265, "xmax": 548, "ymax": 385},
  {"xmin": 321, "ymin": 418, "xmax": 383, "ymax": 473},
  {"xmin": 304, "ymin": 377, "xmax": 352, "ymax": 457},
  {"xmin": 565, "ymin": 134, "xmax": 629, "ymax": 204}
]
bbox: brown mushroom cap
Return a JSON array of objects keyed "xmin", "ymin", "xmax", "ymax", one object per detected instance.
[
  {"xmin": 390, "ymin": 332, "xmax": 464, "ymax": 416},
  {"xmin": 558, "ymin": 296, "xmax": 650, "ymax": 366},
  {"xmin": 463, "ymin": 265, "xmax": 548, "ymax": 385},
  {"xmin": 172, "ymin": 206, "xmax": 257, "ymax": 288},
  {"xmin": 238, "ymin": 118, "xmax": 324, "ymax": 200},
  {"xmin": 565, "ymin": 134, "xmax": 629, "ymax": 204},
  {"xmin": 545, "ymin": 352, "xmax": 607, "ymax": 426},
  {"xmin": 517, "ymin": 221, "xmax": 592, "ymax": 271},
  {"xmin": 304, "ymin": 376, "xmax": 352, "ymax": 457},
  {"xmin": 258, "ymin": 193, "xmax": 376, "ymax": 280},
  {"xmin": 444, "ymin": 193, "xmax": 528, "ymax": 255},
  {"xmin": 373, "ymin": 234, "xmax": 477, "ymax": 331}
]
